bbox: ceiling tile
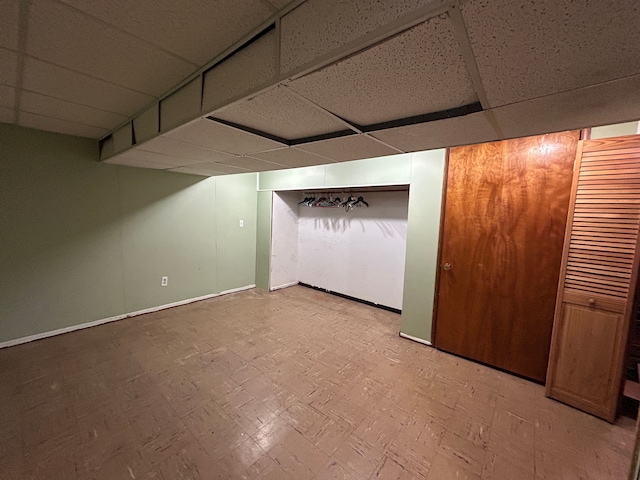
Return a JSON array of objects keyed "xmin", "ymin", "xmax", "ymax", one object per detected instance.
[
  {"xmin": 0, "ymin": 47, "xmax": 18, "ymax": 86},
  {"xmin": 136, "ymin": 136, "xmax": 236, "ymax": 163},
  {"xmin": 492, "ymin": 74, "xmax": 640, "ymax": 139},
  {"xmin": 264, "ymin": 0, "xmax": 293, "ymax": 9},
  {"xmin": 20, "ymin": 91, "xmax": 127, "ymax": 129},
  {"xmin": 0, "ymin": 106, "xmax": 14, "ymax": 124},
  {"xmin": 114, "ymin": 148, "xmax": 203, "ymax": 167},
  {"xmin": 250, "ymin": 147, "xmax": 334, "ymax": 168},
  {"xmin": 213, "ymin": 86, "xmax": 347, "ymax": 140},
  {"xmin": 103, "ymin": 152, "xmax": 169, "ymax": 170},
  {"xmin": 56, "ymin": 0, "xmax": 273, "ymax": 66},
  {"xmin": 289, "ymin": 16, "xmax": 478, "ymax": 126},
  {"xmin": 164, "ymin": 118, "xmax": 285, "ymax": 155},
  {"xmin": 0, "ymin": 84, "xmax": 15, "ymax": 108},
  {"xmin": 133, "ymin": 104, "xmax": 159, "ymax": 144},
  {"xmin": 280, "ymin": 0, "xmax": 442, "ymax": 73},
  {"xmin": 371, "ymin": 112, "xmax": 499, "ymax": 152},
  {"xmin": 295, "ymin": 134, "xmax": 399, "ymax": 162},
  {"xmin": 22, "ymin": 57, "xmax": 154, "ymax": 116},
  {"xmin": 27, "ymin": 0, "xmax": 196, "ymax": 96},
  {"xmin": 166, "ymin": 167, "xmax": 216, "ymax": 177},
  {"xmin": 217, "ymin": 156, "xmax": 287, "ymax": 171},
  {"xmin": 170, "ymin": 162, "xmax": 249, "ymax": 175},
  {"xmin": 167, "ymin": 163, "xmax": 246, "ymax": 177},
  {"xmin": 462, "ymin": 0, "xmax": 640, "ymax": 107},
  {"xmin": 202, "ymin": 30, "xmax": 277, "ymax": 112},
  {"xmin": 160, "ymin": 77, "xmax": 201, "ymax": 132},
  {"xmin": 0, "ymin": 0, "xmax": 20, "ymax": 50},
  {"xmin": 18, "ymin": 111, "xmax": 108, "ymax": 138}
]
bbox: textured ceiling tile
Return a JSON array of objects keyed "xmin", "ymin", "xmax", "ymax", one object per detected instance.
[
  {"xmin": 0, "ymin": 47, "xmax": 18, "ymax": 86},
  {"xmin": 492, "ymin": 74, "xmax": 640, "ymax": 139},
  {"xmin": 57, "ymin": 0, "xmax": 273, "ymax": 66},
  {"xmin": 22, "ymin": 57, "xmax": 154, "ymax": 116},
  {"xmin": 27, "ymin": 0, "xmax": 195, "ymax": 96},
  {"xmin": 133, "ymin": 104, "xmax": 159, "ymax": 144},
  {"xmin": 213, "ymin": 86, "xmax": 346, "ymax": 140},
  {"xmin": 0, "ymin": 0, "xmax": 20, "ymax": 50},
  {"xmin": 116, "ymin": 147, "xmax": 203, "ymax": 167},
  {"xmin": 0, "ymin": 106, "xmax": 14, "ymax": 123},
  {"xmin": 167, "ymin": 164, "xmax": 238, "ymax": 177},
  {"xmin": 251, "ymin": 147, "xmax": 334, "ymax": 167},
  {"xmin": 280, "ymin": 0, "xmax": 441, "ymax": 73},
  {"xmin": 202, "ymin": 30, "xmax": 277, "ymax": 112},
  {"xmin": 462, "ymin": 0, "xmax": 640, "ymax": 107},
  {"xmin": 137, "ymin": 136, "xmax": 236, "ymax": 163},
  {"xmin": 0, "ymin": 84, "xmax": 15, "ymax": 108},
  {"xmin": 289, "ymin": 16, "xmax": 478, "ymax": 125},
  {"xmin": 103, "ymin": 152, "xmax": 169, "ymax": 170},
  {"xmin": 371, "ymin": 112, "xmax": 499, "ymax": 151},
  {"xmin": 218, "ymin": 156, "xmax": 287, "ymax": 171},
  {"xmin": 164, "ymin": 118, "xmax": 285, "ymax": 155},
  {"xmin": 20, "ymin": 91, "xmax": 127, "ymax": 129},
  {"xmin": 169, "ymin": 162, "xmax": 248, "ymax": 175},
  {"xmin": 295, "ymin": 135, "xmax": 399, "ymax": 162},
  {"xmin": 18, "ymin": 111, "xmax": 108, "ymax": 138},
  {"xmin": 160, "ymin": 77, "xmax": 202, "ymax": 132},
  {"xmin": 264, "ymin": 0, "xmax": 294, "ymax": 10}
]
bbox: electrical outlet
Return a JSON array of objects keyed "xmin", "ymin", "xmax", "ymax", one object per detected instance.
[
  {"xmin": 161, "ymin": 276, "xmax": 168, "ymax": 287},
  {"xmin": 239, "ymin": 219, "xmax": 244, "ymax": 227}
]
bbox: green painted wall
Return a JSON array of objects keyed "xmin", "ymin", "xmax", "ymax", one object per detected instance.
[
  {"xmin": 591, "ymin": 121, "xmax": 639, "ymax": 139},
  {"xmin": 255, "ymin": 191, "xmax": 273, "ymax": 290},
  {"xmin": 0, "ymin": 124, "xmax": 257, "ymax": 344},
  {"xmin": 400, "ymin": 151, "xmax": 446, "ymax": 342},
  {"xmin": 255, "ymin": 151, "xmax": 446, "ymax": 343}
]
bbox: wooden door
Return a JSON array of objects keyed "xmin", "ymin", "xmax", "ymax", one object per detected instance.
[
  {"xmin": 546, "ymin": 135, "xmax": 640, "ymax": 422},
  {"xmin": 434, "ymin": 131, "xmax": 579, "ymax": 382}
]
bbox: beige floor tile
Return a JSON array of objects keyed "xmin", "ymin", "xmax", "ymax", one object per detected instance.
[{"xmin": 0, "ymin": 286, "xmax": 633, "ymax": 480}]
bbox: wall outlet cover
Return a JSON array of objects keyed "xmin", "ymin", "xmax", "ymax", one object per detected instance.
[{"xmin": 161, "ymin": 276, "xmax": 168, "ymax": 286}]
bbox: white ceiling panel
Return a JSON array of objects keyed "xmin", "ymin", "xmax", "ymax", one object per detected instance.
[
  {"xmin": 133, "ymin": 104, "xmax": 159, "ymax": 144},
  {"xmin": 20, "ymin": 91, "xmax": 127, "ymax": 129},
  {"xmin": 18, "ymin": 111, "xmax": 108, "ymax": 138},
  {"xmin": 289, "ymin": 16, "xmax": 478, "ymax": 126},
  {"xmin": 462, "ymin": 0, "xmax": 640, "ymax": 107},
  {"xmin": 160, "ymin": 77, "xmax": 201, "ymax": 132},
  {"xmin": 164, "ymin": 118, "xmax": 285, "ymax": 155},
  {"xmin": 22, "ymin": 57, "xmax": 154, "ymax": 117},
  {"xmin": 0, "ymin": 47, "xmax": 18, "ymax": 86},
  {"xmin": 371, "ymin": 112, "xmax": 499, "ymax": 152},
  {"xmin": 0, "ymin": 84, "xmax": 15, "ymax": 108},
  {"xmin": 171, "ymin": 162, "xmax": 248, "ymax": 175},
  {"xmin": 27, "ymin": 0, "xmax": 196, "ymax": 96},
  {"xmin": 103, "ymin": 152, "xmax": 169, "ymax": 170},
  {"xmin": 136, "ymin": 136, "xmax": 236, "ymax": 164},
  {"xmin": 56, "ymin": 0, "xmax": 274, "ymax": 66},
  {"xmin": 250, "ymin": 147, "xmax": 334, "ymax": 168},
  {"xmin": 264, "ymin": 0, "xmax": 293, "ymax": 9},
  {"xmin": 202, "ymin": 30, "xmax": 277, "ymax": 112},
  {"xmin": 216, "ymin": 156, "xmax": 287, "ymax": 171},
  {"xmin": 112, "ymin": 148, "xmax": 203, "ymax": 168},
  {"xmin": 280, "ymin": 0, "xmax": 441, "ymax": 73},
  {"xmin": 213, "ymin": 86, "xmax": 347, "ymax": 140},
  {"xmin": 295, "ymin": 134, "xmax": 399, "ymax": 162},
  {"xmin": 0, "ymin": 106, "xmax": 14, "ymax": 124},
  {"xmin": 0, "ymin": 0, "xmax": 20, "ymax": 50},
  {"xmin": 492, "ymin": 74, "xmax": 640, "ymax": 139}
]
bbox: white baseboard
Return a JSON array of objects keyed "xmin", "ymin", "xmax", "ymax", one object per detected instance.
[
  {"xmin": 270, "ymin": 281, "xmax": 299, "ymax": 291},
  {"xmin": 399, "ymin": 331, "xmax": 433, "ymax": 346},
  {"xmin": 0, "ymin": 284, "xmax": 255, "ymax": 349}
]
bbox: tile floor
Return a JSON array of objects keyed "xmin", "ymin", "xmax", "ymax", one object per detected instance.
[{"xmin": 0, "ymin": 286, "xmax": 635, "ymax": 479}]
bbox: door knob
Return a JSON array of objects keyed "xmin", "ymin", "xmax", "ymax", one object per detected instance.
[{"xmin": 443, "ymin": 262, "xmax": 451, "ymax": 271}]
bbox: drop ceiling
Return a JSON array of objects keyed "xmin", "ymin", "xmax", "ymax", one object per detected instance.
[{"xmin": 1, "ymin": 0, "xmax": 639, "ymax": 176}]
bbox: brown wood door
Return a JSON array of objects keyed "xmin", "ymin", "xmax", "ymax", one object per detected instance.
[
  {"xmin": 434, "ymin": 131, "xmax": 579, "ymax": 382},
  {"xmin": 546, "ymin": 135, "xmax": 640, "ymax": 422}
]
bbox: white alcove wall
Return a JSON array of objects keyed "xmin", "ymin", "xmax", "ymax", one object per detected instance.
[
  {"xmin": 270, "ymin": 190, "xmax": 409, "ymax": 310},
  {"xmin": 270, "ymin": 191, "xmax": 300, "ymax": 290}
]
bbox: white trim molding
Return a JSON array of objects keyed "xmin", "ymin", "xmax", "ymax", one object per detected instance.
[
  {"xmin": 399, "ymin": 331, "xmax": 433, "ymax": 346},
  {"xmin": 270, "ymin": 281, "xmax": 299, "ymax": 291},
  {"xmin": 0, "ymin": 284, "xmax": 255, "ymax": 349}
]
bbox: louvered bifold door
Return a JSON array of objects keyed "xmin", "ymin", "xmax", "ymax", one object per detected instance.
[{"xmin": 546, "ymin": 135, "xmax": 640, "ymax": 422}]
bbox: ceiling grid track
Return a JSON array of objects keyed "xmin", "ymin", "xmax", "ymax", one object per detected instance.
[{"xmin": 447, "ymin": 1, "xmax": 504, "ymax": 139}]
